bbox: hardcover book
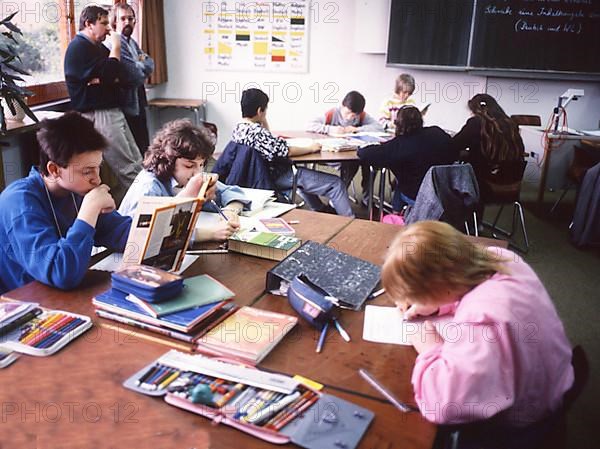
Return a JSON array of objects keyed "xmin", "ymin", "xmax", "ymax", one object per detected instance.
[
  {"xmin": 125, "ymin": 274, "xmax": 235, "ymax": 318},
  {"xmin": 228, "ymin": 229, "xmax": 301, "ymax": 261},
  {"xmin": 195, "ymin": 306, "xmax": 298, "ymax": 364},
  {"xmin": 122, "ymin": 177, "xmax": 213, "ymax": 272}
]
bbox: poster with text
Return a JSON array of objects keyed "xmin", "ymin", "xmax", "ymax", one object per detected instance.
[{"xmin": 203, "ymin": 1, "xmax": 310, "ymax": 73}]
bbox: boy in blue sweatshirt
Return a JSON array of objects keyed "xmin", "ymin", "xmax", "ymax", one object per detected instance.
[{"xmin": 0, "ymin": 112, "xmax": 132, "ymax": 294}]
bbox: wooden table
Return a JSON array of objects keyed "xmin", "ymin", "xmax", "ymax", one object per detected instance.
[
  {"xmin": 519, "ymin": 126, "xmax": 600, "ymax": 203},
  {"xmin": 1, "ymin": 212, "xmax": 443, "ymax": 448},
  {"xmin": 278, "ymin": 131, "xmax": 391, "ymax": 220}
]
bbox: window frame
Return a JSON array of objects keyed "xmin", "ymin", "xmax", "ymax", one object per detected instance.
[{"xmin": 26, "ymin": 0, "xmax": 121, "ymax": 106}]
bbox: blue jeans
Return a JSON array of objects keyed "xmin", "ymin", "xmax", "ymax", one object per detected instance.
[{"xmin": 275, "ymin": 167, "xmax": 354, "ymax": 217}]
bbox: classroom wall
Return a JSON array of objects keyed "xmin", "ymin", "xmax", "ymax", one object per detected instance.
[{"xmin": 151, "ymin": 0, "xmax": 600, "ymax": 151}]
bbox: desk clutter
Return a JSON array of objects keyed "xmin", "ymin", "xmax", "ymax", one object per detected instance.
[
  {"xmin": 94, "ymin": 265, "xmax": 298, "ymax": 363},
  {"xmin": 124, "ymin": 350, "xmax": 374, "ymax": 449},
  {"xmin": 93, "ymin": 265, "xmax": 237, "ymax": 346},
  {"xmin": 269, "ymin": 240, "xmax": 381, "ymax": 310},
  {"xmin": 286, "ymin": 132, "xmax": 391, "ymax": 152},
  {"xmin": 0, "ymin": 301, "xmax": 92, "ymax": 357}
]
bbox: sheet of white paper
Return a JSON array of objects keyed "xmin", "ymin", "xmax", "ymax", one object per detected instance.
[
  {"xmin": 239, "ymin": 187, "xmax": 276, "ymax": 212},
  {"xmin": 580, "ymin": 129, "xmax": 600, "ymax": 137},
  {"xmin": 362, "ymin": 305, "xmax": 453, "ymax": 346},
  {"xmin": 285, "ymin": 138, "xmax": 315, "ymax": 148},
  {"xmin": 90, "ymin": 253, "xmax": 198, "ymax": 275}
]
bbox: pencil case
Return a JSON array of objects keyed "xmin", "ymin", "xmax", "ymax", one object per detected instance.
[
  {"xmin": 124, "ymin": 350, "xmax": 374, "ymax": 449},
  {"xmin": 111, "ymin": 264, "xmax": 184, "ymax": 303},
  {"xmin": 287, "ymin": 274, "xmax": 336, "ymax": 330},
  {"xmin": 0, "ymin": 309, "xmax": 92, "ymax": 356}
]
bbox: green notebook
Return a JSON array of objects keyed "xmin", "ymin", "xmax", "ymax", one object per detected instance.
[
  {"xmin": 228, "ymin": 229, "xmax": 302, "ymax": 261},
  {"xmin": 126, "ymin": 275, "xmax": 235, "ymax": 318}
]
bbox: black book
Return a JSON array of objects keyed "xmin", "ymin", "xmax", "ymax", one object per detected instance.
[{"xmin": 266, "ymin": 241, "xmax": 381, "ymax": 311}]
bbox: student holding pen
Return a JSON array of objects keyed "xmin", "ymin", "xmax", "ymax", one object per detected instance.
[
  {"xmin": 120, "ymin": 119, "xmax": 250, "ymax": 242},
  {"xmin": 381, "ymin": 221, "xmax": 574, "ymax": 448}
]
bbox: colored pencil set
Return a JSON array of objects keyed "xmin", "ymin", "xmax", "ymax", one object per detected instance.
[
  {"xmin": 162, "ymin": 367, "xmax": 319, "ymax": 430},
  {"xmin": 18, "ymin": 313, "xmax": 87, "ymax": 349},
  {"xmin": 135, "ymin": 363, "xmax": 182, "ymax": 391}
]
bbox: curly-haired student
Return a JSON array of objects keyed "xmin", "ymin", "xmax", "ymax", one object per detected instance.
[{"xmin": 120, "ymin": 119, "xmax": 249, "ymax": 242}]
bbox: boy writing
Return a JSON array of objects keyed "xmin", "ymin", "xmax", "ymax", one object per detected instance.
[
  {"xmin": 0, "ymin": 113, "xmax": 132, "ymax": 293},
  {"xmin": 306, "ymin": 90, "xmax": 382, "ymax": 136},
  {"xmin": 306, "ymin": 91, "xmax": 382, "ymax": 197}
]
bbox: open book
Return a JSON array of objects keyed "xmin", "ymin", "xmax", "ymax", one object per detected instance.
[
  {"xmin": 122, "ymin": 180, "xmax": 212, "ymax": 272},
  {"xmin": 238, "ymin": 187, "xmax": 276, "ymax": 216}
]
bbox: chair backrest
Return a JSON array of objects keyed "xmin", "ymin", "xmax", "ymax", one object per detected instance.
[
  {"xmin": 213, "ymin": 141, "xmax": 277, "ymax": 191},
  {"xmin": 479, "ymin": 159, "xmax": 527, "ymax": 204},
  {"xmin": 511, "ymin": 114, "xmax": 542, "ymax": 126},
  {"xmin": 569, "ymin": 144, "xmax": 600, "ymax": 184},
  {"xmin": 563, "ymin": 345, "xmax": 590, "ymax": 411},
  {"xmin": 405, "ymin": 163, "xmax": 480, "ymax": 231}
]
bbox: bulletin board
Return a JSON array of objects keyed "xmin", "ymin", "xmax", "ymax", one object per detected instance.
[{"xmin": 202, "ymin": 1, "xmax": 310, "ymax": 73}]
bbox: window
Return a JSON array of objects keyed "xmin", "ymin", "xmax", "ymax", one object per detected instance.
[{"xmin": 4, "ymin": 0, "xmax": 113, "ymax": 106}]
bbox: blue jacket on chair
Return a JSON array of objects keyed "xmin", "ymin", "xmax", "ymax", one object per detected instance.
[{"xmin": 214, "ymin": 141, "xmax": 277, "ymax": 190}]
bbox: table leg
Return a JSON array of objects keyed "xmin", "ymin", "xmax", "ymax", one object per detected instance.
[
  {"xmin": 537, "ymin": 137, "xmax": 552, "ymax": 203},
  {"xmin": 379, "ymin": 167, "xmax": 387, "ymax": 221},
  {"xmin": 368, "ymin": 166, "xmax": 375, "ymax": 221},
  {"xmin": 291, "ymin": 164, "xmax": 299, "ymax": 204}
]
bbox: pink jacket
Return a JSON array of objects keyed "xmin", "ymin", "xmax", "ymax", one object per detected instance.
[{"xmin": 412, "ymin": 248, "xmax": 574, "ymax": 426}]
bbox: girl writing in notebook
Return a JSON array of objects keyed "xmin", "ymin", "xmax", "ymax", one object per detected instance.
[
  {"xmin": 120, "ymin": 119, "xmax": 250, "ymax": 241},
  {"xmin": 381, "ymin": 221, "xmax": 573, "ymax": 448}
]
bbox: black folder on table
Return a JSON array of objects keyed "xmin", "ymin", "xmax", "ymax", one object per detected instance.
[{"xmin": 266, "ymin": 241, "xmax": 381, "ymax": 311}]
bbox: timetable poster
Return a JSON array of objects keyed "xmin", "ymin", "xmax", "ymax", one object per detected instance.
[{"xmin": 203, "ymin": 1, "xmax": 310, "ymax": 73}]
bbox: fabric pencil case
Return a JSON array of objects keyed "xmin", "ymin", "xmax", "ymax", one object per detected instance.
[{"xmin": 287, "ymin": 274, "xmax": 336, "ymax": 330}]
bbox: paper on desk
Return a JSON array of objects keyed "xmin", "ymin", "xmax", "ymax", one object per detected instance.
[
  {"xmin": 286, "ymin": 137, "xmax": 315, "ymax": 148},
  {"xmin": 362, "ymin": 305, "xmax": 453, "ymax": 346},
  {"xmin": 580, "ymin": 130, "xmax": 600, "ymax": 137},
  {"xmin": 90, "ymin": 253, "xmax": 198, "ymax": 275},
  {"xmin": 196, "ymin": 202, "xmax": 296, "ymax": 233}
]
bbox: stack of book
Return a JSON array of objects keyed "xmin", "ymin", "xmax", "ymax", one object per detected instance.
[{"xmin": 92, "ymin": 265, "xmax": 236, "ymax": 345}]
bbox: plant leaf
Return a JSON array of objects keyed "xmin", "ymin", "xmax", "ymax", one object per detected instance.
[
  {"xmin": 0, "ymin": 103, "xmax": 6, "ymax": 133},
  {"xmin": 14, "ymin": 95, "xmax": 37, "ymax": 123},
  {"xmin": 4, "ymin": 95, "xmax": 16, "ymax": 115},
  {"xmin": 3, "ymin": 61, "xmax": 30, "ymax": 76},
  {"xmin": 0, "ymin": 11, "xmax": 19, "ymax": 24},
  {"xmin": 2, "ymin": 21, "xmax": 22, "ymax": 35}
]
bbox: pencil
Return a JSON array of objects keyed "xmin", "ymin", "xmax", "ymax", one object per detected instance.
[
  {"xmin": 333, "ymin": 318, "xmax": 351, "ymax": 342},
  {"xmin": 211, "ymin": 200, "xmax": 229, "ymax": 222},
  {"xmin": 136, "ymin": 364, "xmax": 158, "ymax": 386},
  {"xmin": 358, "ymin": 368, "xmax": 413, "ymax": 412},
  {"xmin": 316, "ymin": 322, "xmax": 329, "ymax": 353},
  {"xmin": 271, "ymin": 393, "xmax": 319, "ymax": 431},
  {"xmin": 214, "ymin": 383, "xmax": 244, "ymax": 408},
  {"xmin": 158, "ymin": 370, "xmax": 180, "ymax": 390}
]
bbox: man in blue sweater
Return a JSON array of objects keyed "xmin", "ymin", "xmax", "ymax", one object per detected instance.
[
  {"xmin": 64, "ymin": 5, "xmax": 142, "ymax": 203},
  {"xmin": 0, "ymin": 113, "xmax": 132, "ymax": 294}
]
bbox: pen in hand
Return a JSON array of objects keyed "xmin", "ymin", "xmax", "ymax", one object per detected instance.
[{"xmin": 211, "ymin": 200, "xmax": 229, "ymax": 222}]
